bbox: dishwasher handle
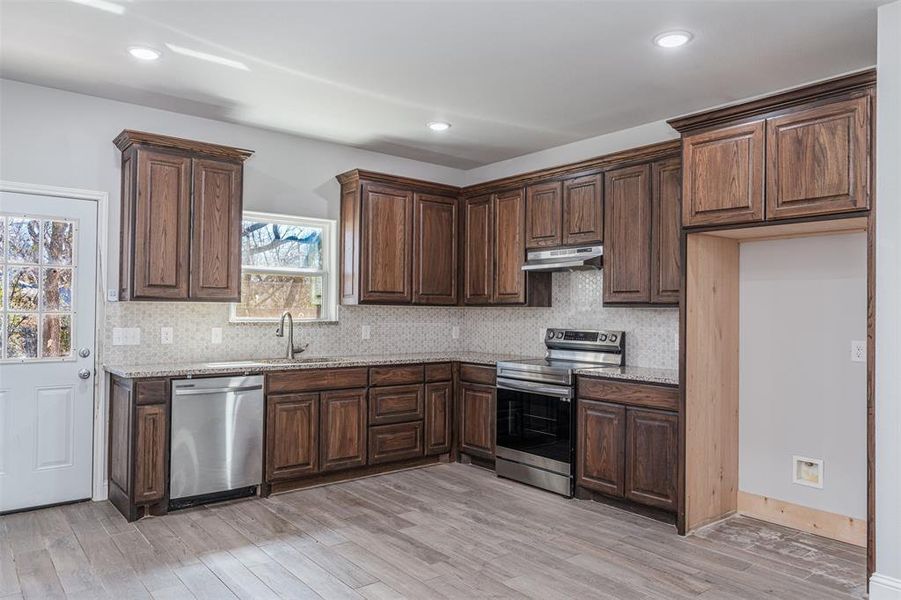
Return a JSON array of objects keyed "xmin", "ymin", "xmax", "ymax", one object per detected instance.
[{"xmin": 173, "ymin": 384, "xmax": 263, "ymax": 396}]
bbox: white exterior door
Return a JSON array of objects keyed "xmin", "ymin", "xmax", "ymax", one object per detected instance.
[{"xmin": 0, "ymin": 191, "xmax": 98, "ymax": 513}]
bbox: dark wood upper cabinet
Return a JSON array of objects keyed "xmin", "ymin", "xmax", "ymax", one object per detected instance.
[
  {"xmin": 413, "ymin": 193, "xmax": 458, "ymax": 304},
  {"xmin": 625, "ymin": 408, "xmax": 678, "ymax": 512},
  {"xmin": 424, "ymin": 381, "xmax": 452, "ymax": 455},
  {"xmin": 190, "ymin": 159, "xmax": 243, "ymax": 300},
  {"xmin": 525, "ymin": 181, "xmax": 562, "ymax": 248},
  {"xmin": 115, "ymin": 130, "xmax": 252, "ymax": 302},
  {"xmin": 604, "ymin": 164, "xmax": 652, "ymax": 304},
  {"xmin": 459, "ymin": 382, "xmax": 495, "ymax": 459},
  {"xmin": 651, "ymin": 159, "xmax": 682, "ymax": 304},
  {"xmin": 463, "ymin": 195, "xmax": 494, "ymax": 304},
  {"xmin": 361, "ymin": 183, "xmax": 414, "ymax": 303},
  {"xmin": 766, "ymin": 96, "xmax": 870, "ymax": 220},
  {"xmin": 320, "ymin": 389, "xmax": 368, "ymax": 472},
  {"xmin": 576, "ymin": 399, "xmax": 625, "ymax": 498},
  {"xmin": 562, "ymin": 173, "xmax": 603, "ymax": 246},
  {"xmin": 681, "ymin": 120, "xmax": 765, "ymax": 227},
  {"xmin": 493, "ymin": 188, "xmax": 527, "ymax": 304},
  {"xmin": 266, "ymin": 393, "xmax": 319, "ymax": 481}
]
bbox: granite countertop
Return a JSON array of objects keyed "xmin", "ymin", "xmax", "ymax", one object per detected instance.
[{"xmin": 573, "ymin": 365, "xmax": 679, "ymax": 386}]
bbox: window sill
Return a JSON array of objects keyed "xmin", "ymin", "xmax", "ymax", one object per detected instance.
[{"xmin": 229, "ymin": 318, "xmax": 339, "ymax": 325}]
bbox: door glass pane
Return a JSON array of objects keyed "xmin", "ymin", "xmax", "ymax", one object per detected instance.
[
  {"xmin": 8, "ymin": 267, "xmax": 38, "ymax": 310},
  {"xmin": 6, "ymin": 313, "xmax": 38, "ymax": 358},
  {"xmin": 42, "ymin": 220, "xmax": 74, "ymax": 265},
  {"xmin": 42, "ymin": 268, "xmax": 72, "ymax": 311},
  {"xmin": 41, "ymin": 315, "xmax": 71, "ymax": 358},
  {"xmin": 7, "ymin": 218, "xmax": 40, "ymax": 263}
]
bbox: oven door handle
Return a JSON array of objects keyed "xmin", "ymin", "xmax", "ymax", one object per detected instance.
[{"xmin": 496, "ymin": 377, "xmax": 573, "ymax": 400}]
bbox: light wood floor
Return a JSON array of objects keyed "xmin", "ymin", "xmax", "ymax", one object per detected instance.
[{"xmin": 0, "ymin": 463, "xmax": 867, "ymax": 599}]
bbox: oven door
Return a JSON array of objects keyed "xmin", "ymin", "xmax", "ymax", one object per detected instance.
[{"xmin": 495, "ymin": 377, "xmax": 574, "ymax": 477}]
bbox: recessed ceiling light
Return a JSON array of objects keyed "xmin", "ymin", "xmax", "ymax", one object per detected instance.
[
  {"xmin": 165, "ymin": 43, "xmax": 250, "ymax": 71},
  {"xmin": 427, "ymin": 121, "xmax": 451, "ymax": 132},
  {"xmin": 654, "ymin": 30, "xmax": 693, "ymax": 48},
  {"xmin": 128, "ymin": 46, "xmax": 161, "ymax": 61}
]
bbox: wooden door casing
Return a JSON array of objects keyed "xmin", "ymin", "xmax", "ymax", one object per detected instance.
[
  {"xmin": 682, "ymin": 120, "xmax": 765, "ymax": 227},
  {"xmin": 413, "ymin": 193, "xmax": 458, "ymax": 304},
  {"xmin": 459, "ymin": 382, "xmax": 495, "ymax": 459},
  {"xmin": 190, "ymin": 158, "xmax": 242, "ymax": 301},
  {"xmin": 562, "ymin": 174, "xmax": 603, "ymax": 246},
  {"xmin": 320, "ymin": 389, "xmax": 368, "ymax": 472},
  {"xmin": 576, "ymin": 399, "xmax": 625, "ymax": 498},
  {"xmin": 266, "ymin": 393, "xmax": 319, "ymax": 481},
  {"xmin": 133, "ymin": 149, "xmax": 192, "ymax": 299},
  {"xmin": 625, "ymin": 408, "xmax": 678, "ymax": 511},
  {"xmin": 133, "ymin": 403, "xmax": 167, "ymax": 504},
  {"xmin": 604, "ymin": 164, "xmax": 652, "ymax": 303},
  {"xmin": 463, "ymin": 195, "xmax": 494, "ymax": 304},
  {"xmin": 525, "ymin": 181, "xmax": 563, "ymax": 249},
  {"xmin": 766, "ymin": 96, "xmax": 870, "ymax": 220},
  {"xmin": 651, "ymin": 158, "xmax": 682, "ymax": 304},
  {"xmin": 424, "ymin": 381, "xmax": 452, "ymax": 455},
  {"xmin": 360, "ymin": 183, "xmax": 413, "ymax": 303},
  {"xmin": 493, "ymin": 188, "xmax": 526, "ymax": 304}
]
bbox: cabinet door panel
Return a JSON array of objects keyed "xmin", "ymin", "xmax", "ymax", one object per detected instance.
[
  {"xmin": 525, "ymin": 181, "xmax": 562, "ymax": 249},
  {"xmin": 625, "ymin": 408, "xmax": 678, "ymax": 511},
  {"xmin": 190, "ymin": 158, "xmax": 242, "ymax": 300},
  {"xmin": 766, "ymin": 96, "xmax": 870, "ymax": 219},
  {"xmin": 459, "ymin": 383, "xmax": 495, "ymax": 459},
  {"xmin": 413, "ymin": 193, "xmax": 458, "ymax": 304},
  {"xmin": 133, "ymin": 149, "xmax": 191, "ymax": 299},
  {"xmin": 134, "ymin": 404, "xmax": 167, "ymax": 504},
  {"xmin": 604, "ymin": 164, "xmax": 651, "ymax": 303},
  {"xmin": 562, "ymin": 174, "xmax": 603, "ymax": 246},
  {"xmin": 360, "ymin": 184, "xmax": 413, "ymax": 303},
  {"xmin": 425, "ymin": 382, "xmax": 452, "ymax": 455},
  {"xmin": 682, "ymin": 120, "xmax": 765, "ymax": 226},
  {"xmin": 463, "ymin": 195, "xmax": 494, "ymax": 304},
  {"xmin": 576, "ymin": 400, "xmax": 625, "ymax": 497},
  {"xmin": 493, "ymin": 188, "xmax": 526, "ymax": 304},
  {"xmin": 651, "ymin": 159, "xmax": 682, "ymax": 304},
  {"xmin": 266, "ymin": 393, "xmax": 318, "ymax": 481},
  {"xmin": 369, "ymin": 422, "xmax": 424, "ymax": 465},
  {"xmin": 320, "ymin": 389, "xmax": 367, "ymax": 472}
]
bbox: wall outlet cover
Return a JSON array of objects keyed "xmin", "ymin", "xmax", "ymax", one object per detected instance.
[
  {"xmin": 211, "ymin": 327, "xmax": 223, "ymax": 344},
  {"xmin": 850, "ymin": 340, "xmax": 866, "ymax": 362},
  {"xmin": 792, "ymin": 456, "xmax": 824, "ymax": 489},
  {"xmin": 112, "ymin": 327, "xmax": 124, "ymax": 346},
  {"xmin": 361, "ymin": 325, "xmax": 371, "ymax": 340},
  {"xmin": 106, "ymin": 289, "xmax": 118, "ymax": 302},
  {"xmin": 161, "ymin": 327, "xmax": 173, "ymax": 345},
  {"xmin": 452, "ymin": 326, "xmax": 460, "ymax": 340}
]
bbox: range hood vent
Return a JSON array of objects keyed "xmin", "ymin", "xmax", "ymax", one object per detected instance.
[{"xmin": 521, "ymin": 245, "xmax": 603, "ymax": 272}]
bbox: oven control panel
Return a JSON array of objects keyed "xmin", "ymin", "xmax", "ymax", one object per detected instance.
[{"xmin": 544, "ymin": 328, "xmax": 625, "ymax": 351}]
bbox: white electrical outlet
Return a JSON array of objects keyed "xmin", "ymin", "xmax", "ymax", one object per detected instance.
[
  {"xmin": 160, "ymin": 327, "xmax": 173, "ymax": 344},
  {"xmin": 793, "ymin": 456, "xmax": 824, "ymax": 489},
  {"xmin": 451, "ymin": 326, "xmax": 460, "ymax": 340},
  {"xmin": 112, "ymin": 327, "xmax": 124, "ymax": 345},
  {"xmin": 361, "ymin": 325, "xmax": 371, "ymax": 340},
  {"xmin": 116, "ymin": 327, "xmax": 140, "ymax": 345},
  {"xmin": 211, "ymin": 328, "xmax": 223, "ymax": 344},
  {"xmin": 106, "ymin": 289, "xmax": 119, "ymax": 302},
  {"xmin": 851, "ymin": 340, "xmax": 866, "ymax": 362}
]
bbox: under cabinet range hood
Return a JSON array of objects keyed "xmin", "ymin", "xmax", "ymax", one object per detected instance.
[{"xmin": 521, "ymin": 245, "xmax": 603, "ymax": 272}]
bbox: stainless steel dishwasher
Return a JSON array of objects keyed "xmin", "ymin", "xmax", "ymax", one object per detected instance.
[{"xmin": 170, "ymin": 375, "xmax": 264, "ymax": 508}]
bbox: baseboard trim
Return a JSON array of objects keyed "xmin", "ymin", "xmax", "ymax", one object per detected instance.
[
  {"xmin": 737, "ymin": 491, "xmax": 866, "ymax": 547},
  {"xmin": 869, "ymin": 573, "xmax": 901, "ymax": 600}
]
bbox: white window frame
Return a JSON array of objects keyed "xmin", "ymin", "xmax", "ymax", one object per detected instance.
[{"xmin": 230, "ymin": 210, "xmax": 338, "ymax": 323}]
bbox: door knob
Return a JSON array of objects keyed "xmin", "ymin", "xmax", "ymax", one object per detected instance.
[
  {"xmin": 78, "ymin": 347, "xmax": 91, "ymax": 358},
  {"xmin": 78, "ymin": 369, "xmax": 91, "ymax": 380}
]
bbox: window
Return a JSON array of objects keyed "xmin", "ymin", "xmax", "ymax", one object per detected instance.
[
  {"xmin": 1, "ymin": 214, "xmax": 76, "ymax": 361},
  {"xmin": 231, "ymin": 211, "xmax": 337, "ymax": 322}
]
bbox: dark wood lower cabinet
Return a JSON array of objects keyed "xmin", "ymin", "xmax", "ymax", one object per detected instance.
[
  {"xmin": 266, "ymin": 393, "xmax": 319, "ymax": 481},
  {"xmin": 625, "ymin": 408, "xmax": 678, "ymax": 511},
  {"xmin": 459, "ymin": 382, "xmax": 495, "ymax": 459},
  {"xmin": 424, "ymin": 382, "xmax": 452, "ymax": 455},
  {"xmin": 368, "ymin": 384, "xmax": 423, "ymax": 425},
  {"xmin": 133, "ymin": 403, "xmax": 168, "ymax": 505},
  {"xmin": 369, "ymin": 422, "xmax": 424, "ymax": 464},
  {"xmin": 320, "ymin": 389, "xmax": 368, "ymax": 472},
  {"xmin": 577, "ymin": 400, "xmax": 625, "ymax": 497}
]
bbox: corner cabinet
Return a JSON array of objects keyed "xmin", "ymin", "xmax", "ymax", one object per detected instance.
[
  {"xmin": 114, "ymin": 130, "xmax": 252, "ymax": 301},
  {"xmin": 337, "ymin": 170, "xmax": 459, "ymax": 305}
]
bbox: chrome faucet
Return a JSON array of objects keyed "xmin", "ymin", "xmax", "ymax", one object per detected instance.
[{"xmin": 275, "ymin": 311, "xmax": 309, "ymax": 359}]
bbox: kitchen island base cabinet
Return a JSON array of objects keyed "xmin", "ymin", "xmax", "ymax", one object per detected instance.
[
  {"xmin": 266, "ymin": 393, "xmax": 319, "ymax": 481},
  {"xmin": 320, "ymin": 389, "xmax": 368, "ymax": 472}
]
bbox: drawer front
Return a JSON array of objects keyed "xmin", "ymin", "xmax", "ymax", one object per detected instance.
[
  {"xmin": 369, "ymin": 365, "xmax": 424, "ymax": 386},
  {"xmin": 577, "ymin": 378, "xmax": 678, "ymax": 412},
  {"xmin": 424, "ymin": 362, "xmax": 452, "ymax": 382},
  {"xmin": 369, "ymin": 384, "xmax": 424, "ymax": 425},
  {"xmin": 135, "ymin": 378, "xmax": 168, "ymax": 405},
  {"xmin": 369, "ymin": 422, "xmax": 424, "ymax": 465},
  {"xmin": 268, "ymin": 368, "xmax": 368, "ymax": 394},
  {"xmin": 459, "ymin": 363, "xmax": 496, "ymax": 386}
]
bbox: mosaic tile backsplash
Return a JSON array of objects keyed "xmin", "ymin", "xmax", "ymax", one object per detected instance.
[{"xmin": 103, "ymin": 271, "xmax": 678, "ymax": 369}]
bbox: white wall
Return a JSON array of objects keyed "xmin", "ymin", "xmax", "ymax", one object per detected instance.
[
  {"xmin": 738, "ymin": 234, "xmax": 867, "ymax": 520},
  {"xmin": 873, "ymin": 1, "xmax": 901, "ymax": 597},
  {"xmin": 0, "ymin": 79, "xmax": 463, "ymax": 290}
]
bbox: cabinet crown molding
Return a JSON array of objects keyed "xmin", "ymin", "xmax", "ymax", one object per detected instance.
[
  {"xmin": 667, "ymin": 68, "xmax": 876, "ymax": 134},
  {"xmin": 113, "ymin": 129, "xmax": 254, "ymax": 162},
  {"xmin": 336, "ymin": 169, "xmax": 460, "ymax": 196}
]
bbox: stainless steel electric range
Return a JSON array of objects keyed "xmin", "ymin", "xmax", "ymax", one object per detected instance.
[{"xmin": 495, "ymin": 328, "xmax": 626, "ymax": 497}]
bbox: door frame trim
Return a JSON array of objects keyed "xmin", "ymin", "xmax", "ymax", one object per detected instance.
[{"xmin": 0, "ymin": 180, "xmax": 110, "ymax": 503}]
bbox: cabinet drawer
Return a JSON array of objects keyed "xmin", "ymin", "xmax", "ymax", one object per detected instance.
[
  {"xmin": 135, "ymin": 379, "xmax": 168, "ymax": 405},
  {"xmin": 369, "ymin": 365, "xmax": 424, "ymax": 386},
  {"xmin": 424, "ymin": 362, "xmax": 452, "ymax": 382},
  {"xmin": 577, "ymin": 378, "xmax": 678, "ymax": 412},
  {"xmin": 459, "ymin": 363, "xmax": 496, "ymax": 385},
  {"xmin": 369, "ymin": 384, "xmax": 424, "ymax": 425},
  {"xmin": 268, "ymin": 368, "xmax": 368, "ymax": 394},
  {"xmin": 369, "ymin": 422, "xmax": 424, "ymax": 465}
]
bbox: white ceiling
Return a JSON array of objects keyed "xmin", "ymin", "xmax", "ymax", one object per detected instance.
[{"xmin": 0, "ymin": 1, "xmax": 883, "ymax": 169}]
